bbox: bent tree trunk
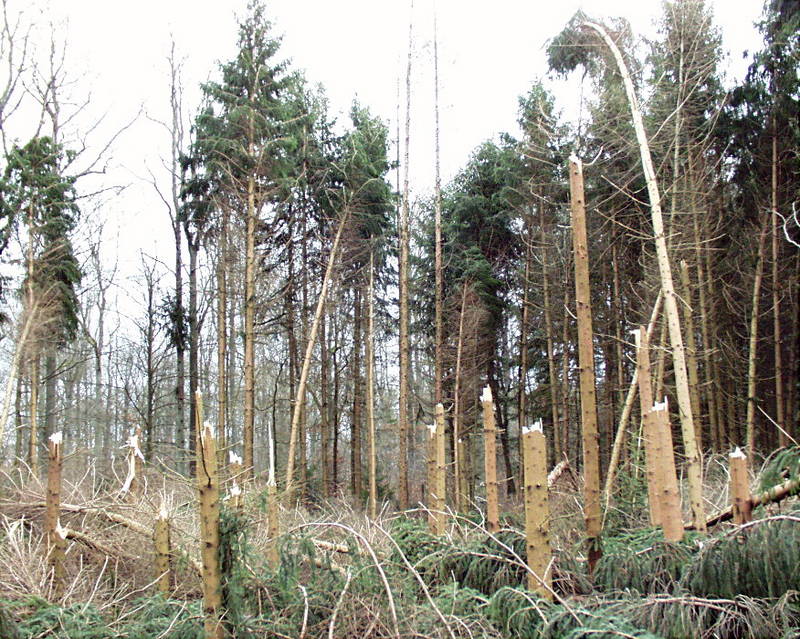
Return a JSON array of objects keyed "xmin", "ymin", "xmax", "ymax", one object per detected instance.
[{"xmin": 581, "ymin": 20, "xmax": 705, "ymax": 531}]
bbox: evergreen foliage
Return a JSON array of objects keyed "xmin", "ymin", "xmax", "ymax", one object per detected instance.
[{"xmin": 594, "ymin": 528, "xmax": 695, "ymax": 594}]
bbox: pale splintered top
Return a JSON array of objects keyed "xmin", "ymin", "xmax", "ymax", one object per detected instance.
[
  {"xmin": 229, "ymin": 452, "xmax": 243, "ymax": 465},
  {"xmin": 49, "ymin": 431, "xmax": 62, "ymax": 445},
  {"xmin": 521, "ymin": 419, "xmax": 544, "ymax": 435},
  {"xmin": 730, "ymin": 447, "xmax": 746, "ymax": 459},
  {"xmin": 568, "ymin": 153, "xmax": 582, "ymax": 167},
  {"xmin": 652, "ymin": 396, "xmax": 669, "ymax": 412},
  {"xmin": 481, "ymin": 385, "xmax": 493, "ymax": 403}
]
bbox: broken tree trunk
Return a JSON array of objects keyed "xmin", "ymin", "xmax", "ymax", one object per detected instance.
[
  {"xmin": 45, "ymin": 431, "xmax": 66, "ymax": 595},
  {"xmin": 569, "ymin": 155, "xmax": 602, "ymax": 571},
  {"xmin": 582, "ymin": 20, "xmax": 705, "ymax": 532},
  {"xmin": 522, "ymin": 420, "xmax": 552, "ymax": 599},
  {"xmin": 482, "ymin": 386, "xmax": 500, "ymax": 533},
  {"xmin": 729, "ymin": 448, "xmax": 752, "ymax": 525},
  {"xmin": 285, "ymin": 209, "xmax": 350, "ymax": 499},
  {"xmin": 603, "ymin": 293, "xmax": 663, "ymax": 513},
  {"xmin": 434, "ymin": 403, "xmax": 446, "ymax": 534},
  {"xmin": 154, "ymin": 502, "xmax": 171, "ymax": 595},
  {"xmin": 650, "ymin": 399, "xmax": 684, "ymax": 542},
  {"xmin": 634, "ymin": 326, "xmax": 662, "ymax": 528},
  {"xmin": 197, "ymin": 421, "xmax": 223, "ymax": 639}
]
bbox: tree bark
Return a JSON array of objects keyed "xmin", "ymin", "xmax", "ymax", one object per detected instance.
[
  {"xmin": 581, "ymin": 20, "xmax": 705, "ymax": 531},
  {"xmin": 746, "ymin": 220, "xmax": 769, "ymax": 456},
  {"xmin": 285, "ymin": 210, "xmax": 350, "ymax": 497},
  {"xmin": 397, "ymin": 12, "xmax": 413, "ymax": 511},
  {"xmin": 569, "ymin": 155, "xmax": 602, "ymax": 570}
]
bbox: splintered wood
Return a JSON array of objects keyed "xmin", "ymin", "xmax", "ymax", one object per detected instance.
[
  {"xmin": 522, "ymin": 420, "xmax": 552, "ymax": 600},
  {"xmin": 482, "ymin": 386, "xmax": 500, "ymax": 533}
]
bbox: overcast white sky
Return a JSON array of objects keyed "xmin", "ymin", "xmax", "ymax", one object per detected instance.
[{"xmin": 20, "ymin": 0, "xmax": 764, "ymax": 278}]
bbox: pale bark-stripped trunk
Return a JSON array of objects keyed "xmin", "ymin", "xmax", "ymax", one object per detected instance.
[
  {"xmin": 45, "ymin": 432, "xmax": 65, "ymax": 592},
  {"xmin": 433, "ymin": 10, "xmax": 443, "ymax": 408},
  {"xmin": 771, "ymin": 130, "xmax": 785, "ymax": 447},
  {"xmin": 481, "ymin": 386, "xmax": 499, "ymax": 533},
  {"xmin": 453, "ymin": 281, "xmax": 468, "ymax": 512},
  {"xmin": 746, "ymin": 220, "xmax": 769, "ymax": 456},
  {"xmin": 197, "ymin": 420, "xmax": 223, "ymax": 639},
  {"xmin": 680, "ymin": 260, "xmax": 703, "ymax": 452},
  {"xmin": 582, "ymin": 20, "xmax": 705, "ymax": 531},
  {"xmin": 729, "ymin": 448, "xmax": 752, "ymax": 525},
  {"xmin": 602, "ymin": 293, "xmax": 662, "ymax": 512},
  {"xmin": 522, "ymin": 420, "xmax": 551, "ymax": 599},
  {"xmin": 366, "ymin": 253, "xmax": 377, "ymax": 519},
  {"xmin": 569, "ymin": 156, "xmax": 602, "ymax": 570},
  {"xmin": 397, "ymin": 10, "xmax": 413, "ymax": 511},
  {"xmin": 285, "ymin": 210, "xmax": 350, "ymax": 497}
]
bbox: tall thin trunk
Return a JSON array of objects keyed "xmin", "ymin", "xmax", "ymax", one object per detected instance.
[
  {"xmin": 771, "ymin": 128, "xmax": 785, "ymax": 447},
  {"xmin": 366, "ymin": 253, "xmax": 377, "ymax": 519},
  {"xmin": 285, "ymin": 211, "xmax": 350, "ymax": 496},
  {"xmin": 542, "ymin": 212, "xmax": 560, "ymax": 461},
  {"xmin": 320, "ymin": 310, "xmax": 330, "ymax": 497},
  {"xmin": 29, "ymin": 357, "xmax": 39, "ymax": 476},
  {"xmin": 453, "ymin": 281, "xmax": 468, "ymax": 512},
  {"xmin": 43, "ymin": 354, "xmax": 56, "ymax": 443},
  {"xmin": 216, "ymin": 209, "xmax": 228, "ymax": 458},
  {"xmin": 351, "ymin": 286, "xmax": 363, "ymax": 498},
  {"xmin": 243, "ymin": 173, "xmax": 256, "ymax": 476},
  {"xmin": 680, "ymin": 260, "xmax": 703, "ymax": 453},
  {"xmin": 433, "ymin": 9, "xmax": 443, "ymax": 408},
  {"xmin": 569, "ymin": 155, "xmax": 602, "ymax": 570},
  {"xmin": 519, "ymin": 214, "xmax": 531, "ymax": 455},
  {"xmin": 397, "ymin": 6, "xmax": 413, "ymax": 511},
  {"xmin": 746, "ymin": 220, "xmax": 769, "ymax": 456},
  {"xmin": 583, "ymin": 20, "xmax": 704, "ymax": 530},
  {"xmin": 187, "ymin": 238, "xmax": 199, "ymax": 471}
]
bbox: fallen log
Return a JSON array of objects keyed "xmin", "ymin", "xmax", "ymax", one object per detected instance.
[{"xmin": 687, "ymin": 476, "xmax": 800, "ymax": 530}]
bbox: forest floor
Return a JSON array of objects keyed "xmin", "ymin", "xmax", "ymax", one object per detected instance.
[{"xmin": 0, "ymin": 451, "xmax": 799, "ymax": 638}]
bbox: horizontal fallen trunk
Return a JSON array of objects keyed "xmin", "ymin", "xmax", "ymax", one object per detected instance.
[{"xmin": 688, "ymin": 476, "xmax": 800, "ymax": 530}]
